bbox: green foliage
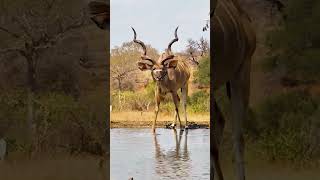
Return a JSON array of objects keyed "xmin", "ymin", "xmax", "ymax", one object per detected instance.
[
  {"xmin": 193, "ymin": 56, "xmax": 210, "ymax": 86},
  {"xmin": 0, "ymin": 90, "xmax": 27, "ymax": 136},
  {"xmin": 111, "ymin": 90, "xmax": 153, "ymax": 111},
  {"xmin": 252, "ymin": 91, "xmax": 320, "ymax": 162},
  {"xmin": 111, "ymin": 87, "xmax": 210, "ymax": 113},
  {"xmin": 145, "ymin": 81, "xmax": 156, "ymax": 99},
  {"xmin": 188, "ymin": 90, "xmax": 210, "ymax": 113},
  {"xmin": 160, "ymin": 102, "xmax": 175, "ymax": 114},
  {"xmin": 265, "ymin": 0, "xmax": 320, "ymax": 84}
]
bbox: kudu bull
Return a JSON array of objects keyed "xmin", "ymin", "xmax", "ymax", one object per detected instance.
[
  {"xmin": 211, "ymin": 0, "xmax": 256, "ymax": 180},
  {"xmin": 131, "ymin": 27, "xmax": 190, "ymax": 132}
]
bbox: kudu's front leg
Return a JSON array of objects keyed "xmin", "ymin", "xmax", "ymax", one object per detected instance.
[
  {"xmin": 171, "ymin": 94, "xmax": 181, "ymax": 128},
  {"xmin": 171, "ymin": 92, "xmax": 183, "ymax": 129},
  {"xmin": 230, "ymin": 59, "xmax": 251, "ymax": 180},
  {"xmin": 152, "ymin": 89, "xmax": 161, "ymax": 133}
]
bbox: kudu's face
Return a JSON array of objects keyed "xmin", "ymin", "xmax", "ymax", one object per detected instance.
[{"xmin": 131, "ymin": 27, "xmax": 179, "ymax": 81}]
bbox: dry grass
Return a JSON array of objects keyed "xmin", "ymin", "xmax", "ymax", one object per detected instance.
[{"xmin": 111, "ymin": 111, "xmax": 209, "ymax": 128}]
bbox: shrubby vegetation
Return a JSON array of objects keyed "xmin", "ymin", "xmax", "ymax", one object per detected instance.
[
  {"xmin": 110, "ymin": 88, "xmax": 210, "ymax": 114},
  {"xmin": 248, "ymin": 91, "xmax": 320, "ymax": 162},
  {"xmin": 193, "ymin": 55, "xmax": 210, "ymax": 86},
  {"xmin": 0, "ymin": 90, "xmax": 106, "ymax": 156},
  {"xmin": 253, "ymin": 0, "xmax": 320, "ymax": 162}
]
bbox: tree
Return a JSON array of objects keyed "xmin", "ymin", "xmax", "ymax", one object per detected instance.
[
  {"xmin": 265, "ymin": 0, "xmax": 320, "ymax": 85},
  {"xmin": 185, "ymin": 37, "xmax": 209, "ymax": 65},
  {"xmin": 0, "ymin": 0, "xmax": 89, "ymax": 143},
  {"xmin": 110, "ymin": 41, "xmax": 158, "ymax": 91},
  {"xmin": 193, "ymin": 56, "xmax": 210, "ymax": 86},
  {"xmin": 198, "ymin": 37, "xmax": 209, "ymax": 56},
  {"xmin": 186, "ymin": 38, "xmax": 199, "ymax": 56}
]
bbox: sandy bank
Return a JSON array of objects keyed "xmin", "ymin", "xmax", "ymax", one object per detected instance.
[{"xmin": 111, "ymin": 111, "xmax": 210, "ymax": 128}]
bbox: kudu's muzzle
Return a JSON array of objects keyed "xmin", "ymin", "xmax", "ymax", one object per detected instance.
[{"xmin": 152, "ymin": 69, "xmax": 167, "ymax": 81}]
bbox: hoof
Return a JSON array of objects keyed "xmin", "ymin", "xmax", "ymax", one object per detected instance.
[{"xmin": 170, "ymin": 123, "xmax": 176, "ymax": 129}]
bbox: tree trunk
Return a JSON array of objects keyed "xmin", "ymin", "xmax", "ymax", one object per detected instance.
[
  {"xmin": 26, "ymin": 56, "xmax": 36, "ymax": 145},
  {"xmin": 117, "ymin": 78, "xmax": 122, "ymax": 111}
]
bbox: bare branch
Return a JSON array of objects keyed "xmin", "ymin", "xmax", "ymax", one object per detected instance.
[
  {"xmin": 0, "ymin": 47, "xmax": 25, "ymax": 58},
  {"xmin": 32, "ymin": 9, "xmax": 87, "ymax": 52},
  {"xmin": 0, "ymin": 26, "xmax": 21, "ymax": 39},
  {"xmin": 12, "ymin": 15, "xmax": 34, "ymax": 40}
]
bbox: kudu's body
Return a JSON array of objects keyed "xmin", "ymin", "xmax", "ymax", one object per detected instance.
[
  {"xmin": 133, "ymin": 27, "xmax": 190, "ymax": 132},
  {"xmin": 211, "ymin": 0, "xmax": 256, "ymax": 180}
]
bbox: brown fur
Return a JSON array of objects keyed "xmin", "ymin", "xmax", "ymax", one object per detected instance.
[{"xmin": 211, "ymin": 0, "xmax": 256, "ymax": 180}]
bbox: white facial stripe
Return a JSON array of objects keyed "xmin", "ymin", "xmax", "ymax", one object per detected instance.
[{"xmin": 154, "ymin": 69, "xmax": 162, "ymax": 72}]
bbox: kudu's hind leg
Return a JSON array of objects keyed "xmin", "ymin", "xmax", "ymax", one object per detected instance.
[
  {"xmin": 211, "ymin": 99, "xmax": 226, "ymax": 180},
  {"xmin": 211, "ymin": 131, "xmax": 224, "ymax": 180},
  {"xmin": 214, "ymin": 99, "xmax": 226, "ymax": 146},
  {"xmin": 230, "ymin": 59, "xmax": 251, "ymax": 180},
  {"xmin": 182, "ymin": 84, "xmax": 188, "ymax": 129}
]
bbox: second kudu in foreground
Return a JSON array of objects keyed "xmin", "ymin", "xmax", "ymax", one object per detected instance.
[
  {"xmin": 132, "ymin": 27, "xmax": 191, "ymax": 132},
  {"xmin": 211, "ymin": 0, "xmax": 256, "ymax": 180}
]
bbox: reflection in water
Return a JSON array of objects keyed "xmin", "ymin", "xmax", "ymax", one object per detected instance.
[
  {"xmin": 111, "ymin": 128, "xmax": 209, "ymax": 180},
  {"xmin": 153, "ymin": 129, "xmax": 190, "ymax": 178}
]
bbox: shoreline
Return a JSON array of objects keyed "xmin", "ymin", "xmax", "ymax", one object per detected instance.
[{"xmin": 110, "ymin": 111, "xmax": 210, "ymax": 128}]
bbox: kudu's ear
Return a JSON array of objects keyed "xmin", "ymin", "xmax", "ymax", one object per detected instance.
[
  {"xmin": 137, "ymin": 61, "xmax": 153, "ymax": 71},
  {"xmin": 88, "ymin": 1, "xmax": 109, "ymax": 30},
  {"xmin": 164, "ymin": 59, "xmax": 178, "ymax": 69}
]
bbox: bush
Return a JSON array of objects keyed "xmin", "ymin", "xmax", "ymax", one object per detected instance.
[
  {"xmin": 253, "ymin": 91, "xmax": 320, "ymax": 162},
  {"xmin": 0, "ymin": 90, "xmax": 107, "ymax": 155},
  {"xmin": 193, "ymin": 56, "xmax": 210, "ymax": 86},
  {"xmin": 111, "ymin": 90, "xmax": 153, "ymax": 111},
  {"xmin": 188, "ymin": 90, "xmax": 210, "ymax": 113}
]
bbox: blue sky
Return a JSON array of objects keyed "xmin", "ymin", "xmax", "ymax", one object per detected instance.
[{"xmin": 110, "ymin": 0, "xmax": 210, "ymax": 52}]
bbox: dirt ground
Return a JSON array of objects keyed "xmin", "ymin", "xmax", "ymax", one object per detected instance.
[
  {"xmin": 0, "ymin": 154, "xmax": 108, "ymax": 180},
  {"xmin": 110, "ymin": 111, "xmax": 210, "ymax": 128}
]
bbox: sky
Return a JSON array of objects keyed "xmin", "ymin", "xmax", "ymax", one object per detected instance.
[{"xmin": 110, "ymin": 0, "xmax": 210, "ymax": 53}]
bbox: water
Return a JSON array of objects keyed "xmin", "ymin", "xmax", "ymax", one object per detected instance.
[{"xmin": 111, "ymin": 128, "xmax": 210, "ymax": 180}]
